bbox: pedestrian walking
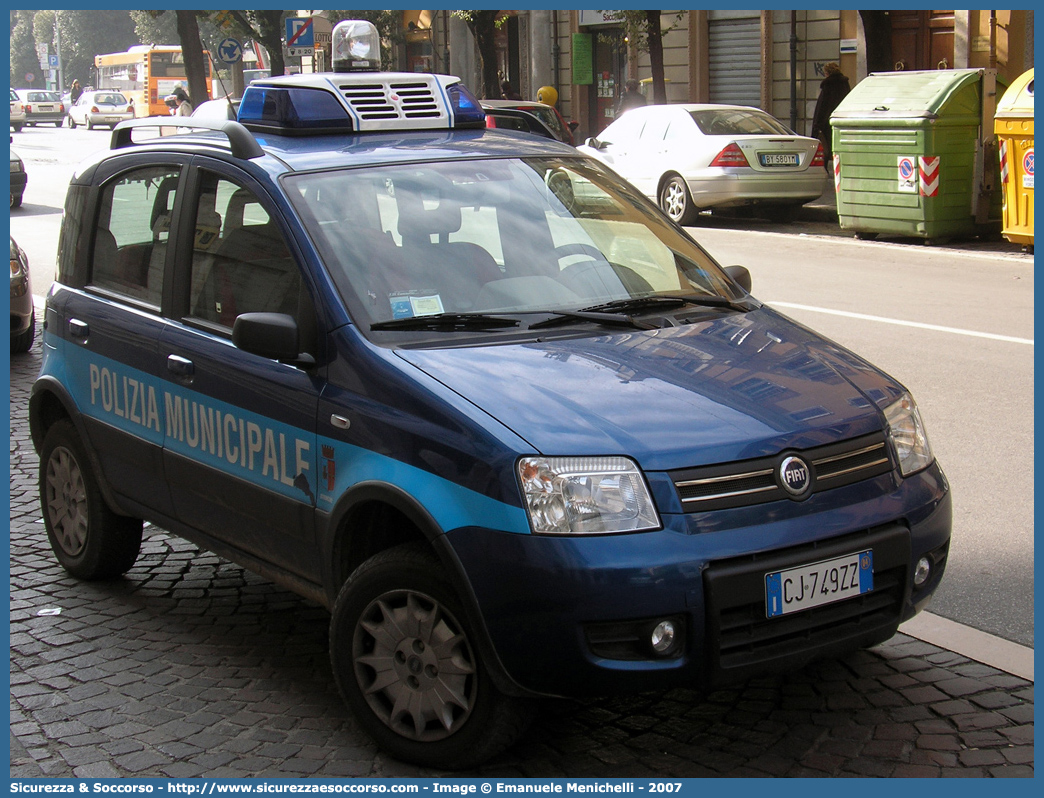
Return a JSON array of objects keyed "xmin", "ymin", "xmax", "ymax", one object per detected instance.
[
  {"xmin": 500, "ymin": 80, "xmax": 521, "ymax": 100},
  {"xmin": 166, "ymin": 85, "xmax": 193, "ymax": 117},
  {"xmin": 811, "ymin": 62, "xmax": 851, "ymax": 172},
  {"xmin": 615, "ymin": 79, "xmax": 646, "ymax": 116},
  {"xmin": 69, "ymin": 79, "xmax": 83, "ymax": 104}
]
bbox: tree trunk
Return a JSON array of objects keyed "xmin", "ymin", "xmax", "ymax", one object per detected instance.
[
  {"xmin": 645, "ymin": 11, "xmax": 667, "ymax": 104},
  {"xmin": 255, "ymin": 12, "xmax": 286, "ymax": 78},
  {"xmin": 466, "ymin": 11, "xmax": 502, "ymax": 99},
  {"xmin": 176, "ymin": 11, "xmax": 208, "ymax": 108}
]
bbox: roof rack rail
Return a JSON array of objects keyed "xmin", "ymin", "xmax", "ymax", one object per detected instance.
[{"xmin": 110, "ymin": 117, "xmax": 265, "ymax": 160}]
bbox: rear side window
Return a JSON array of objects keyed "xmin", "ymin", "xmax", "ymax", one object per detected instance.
[{"xmin": 89, "ymin": 166, "xmax": 181, "ymax": 307}]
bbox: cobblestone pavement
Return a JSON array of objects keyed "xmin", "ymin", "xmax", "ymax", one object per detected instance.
[{"xmin": 9, "ymin": 320, "xmax": 1033, "ymax": 779}]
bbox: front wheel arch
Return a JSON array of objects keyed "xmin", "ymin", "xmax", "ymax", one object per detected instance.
[
  {"xmin": 329, "ymin": 542, "xmax": 535, "ymax": 768},
  {"xmin": 321, "ymin": 482, "xmax": 531, "ymax": 700}
]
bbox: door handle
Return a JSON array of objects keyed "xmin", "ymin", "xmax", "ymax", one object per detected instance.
[
  {"xmin": 167, "ymin": 354, "xmax": 195, "ymax": 377},
  {"xmin": 68, "ymin": 318, "xmax": 89, "ymax": 339}
]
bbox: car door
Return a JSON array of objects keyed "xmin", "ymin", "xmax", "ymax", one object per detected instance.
[
  {"xmin": 56, "ymin": 156, "xmax": 189, "ymax": 520},
  {"xmin": 159, "ymin": 158, "xmax": 324, "ymax": 582},
  {"xmin": 590, "ymin": 110, "xmax": 648, "ymax": 178}
]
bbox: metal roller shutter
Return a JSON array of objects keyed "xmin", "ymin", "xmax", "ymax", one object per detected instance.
[{"xmin": 708, "ymin": 11, "xmax": 761, "ymax": 107}]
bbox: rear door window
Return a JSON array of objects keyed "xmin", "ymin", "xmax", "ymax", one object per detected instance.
[{"xmin": 89, "ymin": 166, "xmax": 181, "ymax": 307}]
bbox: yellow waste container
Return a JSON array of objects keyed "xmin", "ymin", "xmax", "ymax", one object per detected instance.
[{"xmin": 995, "ymin": 69, "xmax": 1034, "ymax": 247}]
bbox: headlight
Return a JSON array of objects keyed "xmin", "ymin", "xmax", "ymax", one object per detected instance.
[
  {"xmin": 518, "ymin": 456, "xmax": 660, "ymax": 535},
  {"xmin": 884, "ymin": 392, "xmax": 934, "ymax": 477}
]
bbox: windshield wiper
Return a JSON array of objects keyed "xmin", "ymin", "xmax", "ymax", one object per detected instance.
[
  {"xmin": 580, "ymin": 294, "xmax": 747, "ymax": 314},
  {"xmin": 371, "ymin": 312, "xmax": 520, "ymax": 332},
  {"xmin": 526, "ymin": 309, "xmax": 657, "ymax": 331}
]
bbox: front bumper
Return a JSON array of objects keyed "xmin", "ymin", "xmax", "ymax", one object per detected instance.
[{"xmin": 447, "ymin": 462, "xmax": 950, "ymax": 698}]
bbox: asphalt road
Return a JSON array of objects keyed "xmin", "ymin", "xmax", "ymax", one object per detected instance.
[{"xmin": 8, "ymin": 123, "xmax": 1035, "ymax": 647}]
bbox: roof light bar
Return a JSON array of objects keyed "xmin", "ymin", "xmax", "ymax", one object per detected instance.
[{"xmin": 240, "ymin": 74, "xmax": 485, "ymax": 134}]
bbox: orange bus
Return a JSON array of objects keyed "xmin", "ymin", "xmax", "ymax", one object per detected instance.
[{"xmin": 95, "ymin": 45, "xmax": 213, "ymax": 117}]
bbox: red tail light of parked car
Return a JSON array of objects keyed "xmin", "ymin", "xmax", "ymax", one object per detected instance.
[{"xmin": 709, "ymin": 142, "xmax": 750, "ymax": 167}]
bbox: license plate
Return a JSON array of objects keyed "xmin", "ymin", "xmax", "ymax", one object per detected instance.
[
  {"xmin": 759, "ymin": 152, "xmax": 799, "ymax": 167},
  {"xmin": 765, "ymin": 550, "xmax": 873, "ymax": 618}
]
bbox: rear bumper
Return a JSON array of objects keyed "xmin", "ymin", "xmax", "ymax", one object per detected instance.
[
  {"xmin": 684, "ymin": 170, "xmax": 828, "ymax": 210},
  {"xmin": 27, "ymin": 113, "xmax": 64, "ymax": 124},
  {"xmin": 447, "ymin": 463, "xmax": 950, "ymax": 698}
]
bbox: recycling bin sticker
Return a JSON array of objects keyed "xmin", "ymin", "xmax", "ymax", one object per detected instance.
[
  {"xmin": 897, "ymin": 156, "xmax": 917, "ymax": 192},
  {"xmin": 1023, "ymin": 149, "xmax": 1033, "ymax": 190}
]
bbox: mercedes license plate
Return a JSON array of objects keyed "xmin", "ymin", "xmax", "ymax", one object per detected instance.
[
  {"xmin": 765, "ymin": 550, "xmax": 873, "ymax": 618},
  {"xmin": 759, "ymin": 152, "xmax": 799, "ymax": 167}
]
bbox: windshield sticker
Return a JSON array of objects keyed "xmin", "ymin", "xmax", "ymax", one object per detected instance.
[{"xmin": 390, "ymin": 292, "xmax": 445, "ymax": 319}]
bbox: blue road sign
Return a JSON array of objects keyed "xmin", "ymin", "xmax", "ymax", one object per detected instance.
[
  {"xmin": 217, "ymin": 38, "xmax": 244, "ymax": 65},
  {"xmin": 286, "ymin": 17, "xmax": 314, "ymax": 48}
]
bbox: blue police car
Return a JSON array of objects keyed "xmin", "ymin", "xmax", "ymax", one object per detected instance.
[{"xmin": 29, "ymin": 21, "xmax": 950, "ymax": 769}]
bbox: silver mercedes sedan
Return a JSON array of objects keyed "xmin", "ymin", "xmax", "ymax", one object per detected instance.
[{"xmin": 579, "ymin": 103, "xmax": 827, "ymax": 224}]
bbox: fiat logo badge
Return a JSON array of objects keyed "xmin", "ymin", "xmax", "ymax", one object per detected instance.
[{"xmin": 779, "ymin": 455, "xmax": 812, "ymax": 496}]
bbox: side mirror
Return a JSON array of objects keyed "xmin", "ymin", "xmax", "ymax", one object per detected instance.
[
  {"xmin": 232, "ymin": 312, "xmax": 315, "ymax": 367},
  {"xmin": 568, "ymin": 120, "xmax": 579, "ymax": 133},
  {"xmin": 724, "ymin": 265, "xmax": 752, "ymax": 295},
  {"xmin": 585, "ymin": 137, "xmax": 604, "ymax": 150}
]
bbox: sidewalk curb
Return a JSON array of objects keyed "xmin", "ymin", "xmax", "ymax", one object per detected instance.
[{"xmin": 900, "ymin": 611, "xmax": 1034, "ymax": 682}]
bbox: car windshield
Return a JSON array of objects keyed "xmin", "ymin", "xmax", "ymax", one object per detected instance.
[
  {"xmin": 689, "ymin": 108, "xmax": 793, "ymax": 136},
  {"xmin": 286, "ymin": 157, "xmax": 737, "ymax": 334}
]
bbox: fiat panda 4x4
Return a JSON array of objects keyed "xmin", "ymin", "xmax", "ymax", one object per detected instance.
[{"xmin": 30, "ymin": 21, "xmax": 950, "ymax": 769}]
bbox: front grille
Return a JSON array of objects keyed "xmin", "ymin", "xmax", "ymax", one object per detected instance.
[
  {"xmin": 339, "ymin": 81, "xmax": 442, "ymax": 120},
  {"xmin": 671, "ymin": 431, "xmax": 893, "ymax": 512},
  {"xmin": 703, "ymin": 523, "xmax": 910, "ymax": 684}
]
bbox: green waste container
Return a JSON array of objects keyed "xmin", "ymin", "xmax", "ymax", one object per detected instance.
[{"xmin": 830, "ymin": 68, "xmax": 1004, "ymax": 242}]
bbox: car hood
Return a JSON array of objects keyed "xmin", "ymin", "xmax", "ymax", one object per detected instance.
[{"xmin": 394, "ymin": 307, "xmax": 905, "ymax": 471}]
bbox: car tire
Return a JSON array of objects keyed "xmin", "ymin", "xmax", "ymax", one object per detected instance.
[
  {"xmin": 39, "ymin": 419, "xmax": 143, "ymax": 580},
  {"xmin": 12, "ymin": 123, "xmax": 23, "ymax": 132},
  {"xmin": 55, "ymin": 121, "xmax": 62, "ymax": 128},
  {"xmin": 69, "ymin": 117, "xmax": 77, "ymax": 129},
  {"xmin": 86, "ymin": 118, "xmax": 94, "ymax": 131},
  {"xmin": 329, "ymin": 543, "xmax": 534, "ymax": 769},
  {"xmin": 659, "ymin": 174, "xmax": 698, "ymax": 226},
  {"xmin": 11, "ymin": 192, "xmax": 23, "ymax": 209},
  {"xmin": 11, "ymin": 311, "xmax": 34, "ymax": 353}
]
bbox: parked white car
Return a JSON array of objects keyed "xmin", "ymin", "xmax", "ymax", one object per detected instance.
[
  {"xmin": 68, "ymin": 90, "xmax": 134, "ymax": 130},
  {"xmin": 579, "ymin": 104, "xmax": 827, "ymax": 224},
  {"xmin": 10, "ymin": 89, "xmax": 26, "ymax": 132}
]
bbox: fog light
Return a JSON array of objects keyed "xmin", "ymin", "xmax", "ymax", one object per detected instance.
[
  {"xmin": 650, "ymin": 620, "xmax": 676, "ymax": 654},
  {"xmin": 913, "ymin": 556, "xmax": 932, "ymax": 587}
]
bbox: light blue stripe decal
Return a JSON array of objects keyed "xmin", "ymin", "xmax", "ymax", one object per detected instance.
[
  {"xmin": 316, "ymin": 436, "xmax": 531, "ymax": 535},
  {"xmin": 52, "ymin": 344, "xmax": 530, "ymax": 534},
  {"xmin": 59, "ymin": 345, "xmax": 315, "ymax": 504}
]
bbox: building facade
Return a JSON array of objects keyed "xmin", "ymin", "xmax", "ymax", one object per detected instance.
[{"xmin": 412, "ymin": 9, "xmax": 1033, "ymax": 141}]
